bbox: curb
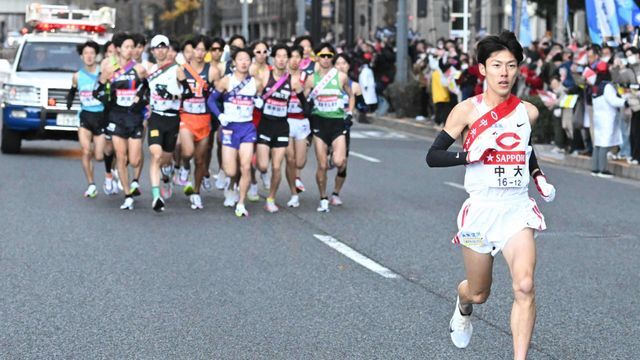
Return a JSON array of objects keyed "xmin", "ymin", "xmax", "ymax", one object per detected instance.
[{"xmin": 368, "ymin": 114, "xmax": 640, "ymax": 181}]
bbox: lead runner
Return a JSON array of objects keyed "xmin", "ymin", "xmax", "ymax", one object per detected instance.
[{"xmin": 426, "ymin": 31, "xmax": 556, "ymax": 359}]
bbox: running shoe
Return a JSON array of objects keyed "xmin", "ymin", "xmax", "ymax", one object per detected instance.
[
  {"xmin": 202, "ymin": 175, "xmax": 213, "ymax": 192},
  {"xmin": 113, "ymin": 169, "xmax": 123, "ymax": 191},
  {"xmin": 223, "ymin": 189, "xmax": 237, "ymax": 207},
  {"xmin": 295, "ymin": 177, "xmax": 306, "ymax": 193},
  {"xmin": 317, "ymin": 199, "xmax": 330, "ymax": 213},
  {"xmin": 264, "ymin": 197, "xmax": 279, "ymax": 213},
  {"xmin": 190, "ymin": 193, "xmax": 203, "ymax": 210},
  {"xmin": 235, "ymin": 203, "xmax": 249, "ymax": 217},
  {"xmin": 287, "ymin": 195, "xmax": 300, "ymax": 208},
  {"xmin": 449, "ymin": 296, "xmax": 473, "ymax": 349},
  {"xmin": 215, "ymin": 169, "xmax": 227, "ymax": 190},
  {"xmin": 152, "ymin": 197, "xmax": 165, "ymax": 212},
  {"xmin": 598, "ymin": 171, "xmax": 614, "ymax": 178},
  {"xmin": 260, "ymin": 171, "xmax": 271, "ymax": 190},
  {"xmin": 248, "ymin": 183, "xmax": 260, "ymax": 202},
  {"xmin": 84, "ymin": 184, "xmax": 98, "ymax": 198},
  {"xmin": 161, "ymin": 165, "xmax": 174, "ymax": 178},
  {"xmin": 120, "ymin": 197, "xmax": 134, "ymax": 210},
  {"xmin": 103, "ymin": 176, "xmax": 114, "ymax": 195},
  {"xmin": 330, "ymin": 194, "xmax": 343, "ymax": 206},
  {"xmin": 130, "ymin": 180, "xmax": 141, "ymax": 196},
  {"xmin": 183, "ymin": 182, "xmax": 195, "ymax": 196},
  {"xmin": 178, "ymin": 167, "xmax": 190, "ymax": 186},
  {"xmin": 161, "ymin": 179, "xmax": 173, "ymax": 199}
]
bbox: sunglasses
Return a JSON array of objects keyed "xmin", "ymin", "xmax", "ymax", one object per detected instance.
[
  {"xmin": 211, "ymin": 47, "xmax": 222, "ymax": 52},
  {"xmin": 318, "ymin": 53, "xmax": 334, "ymax": 59},
  {"xmin": 254, "ymin": 50, "xmax": 268, "ymax": 54}
]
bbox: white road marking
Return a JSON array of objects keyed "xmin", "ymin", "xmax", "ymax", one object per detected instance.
[
  {"xmin": 350, "ymin": 151, "xmax": 381, "ymax": 163},
  {"xmin": 313, "ymin": 234, "xmax": 399, "ymax": 279},
  {"xmin": 444, "ymin": 181, "xmax": 465, "ymax": 190},
  {"xmin": 349, "ymin": 130, "xmax": 407, "ymax": 139}
]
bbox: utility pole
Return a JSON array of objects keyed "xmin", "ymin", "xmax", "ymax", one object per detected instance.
[
  {"xmin": 513, "ymin": 0, "xmax": 521, "ymax": 36},
  {"xmin": 345, "ymin": 0, "xmax": 354, "ymax": 47},
  {"xmin": 396, "ymin": 0, "xmax": 408, "ymax": 84},
  {"xmin": 203, "ymin": 0, "xmax": 211, "ymax": 35},
  {"xmin": 131, "ymin": 0, "xmax": 141, "ymax": 33},
  {"xmin": 462, "ymin": 0, "xmax": 469, "ymax": 53},
  {"xmin": 296, "ymin": 0, "xmax": 305, "ymax": 35},
  {"xmin": 242, "ymin": 0, "xmax": 251, "ymax": 40},
  {"xmin": 311, "ymin": 0, "xmax": 322, "ymax": 44},
  {"xmin": 556, "ymin": 0, "xmax": 565, "ymax": 44}
]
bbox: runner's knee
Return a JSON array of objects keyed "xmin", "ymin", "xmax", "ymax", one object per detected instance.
[
  {"xmin": 513, "ymin": 276, "xmax": 535, "ymax": 301},
  {"xmin": 468, "ymin": 289, "xmax": 490, "ymax": 304}
]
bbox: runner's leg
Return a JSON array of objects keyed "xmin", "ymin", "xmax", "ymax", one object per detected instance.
[
  {"xmin": 238, "ymin": 142, "xmax": 255, "ymax": 205},
  {"xmin": 501, "ymin": 228, "xmax": 537, "ymax": 360},
  {"xmin": 112, "ymin": 136, "xmax": 131, "ymax": 195},
  {"xmin": 313, "ymin": 136, "xmax": 329, "ymax": 198},
  {"xmin": 78, "ymin": 127, "xmax": 94, "ymax": 185},
  {"xmin": 268, "ymin": 147, "xmax": 286, "ymax": 199},
  {"xmin": 193, "ymin": 137, "xmax": 210, "ymax": 193}
]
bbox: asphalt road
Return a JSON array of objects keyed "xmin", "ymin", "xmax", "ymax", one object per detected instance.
[{"xmin": 1, "ymin": 124, "xmax": 638, "ymax": 359}]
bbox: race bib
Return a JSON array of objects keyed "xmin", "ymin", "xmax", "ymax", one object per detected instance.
[
  {"xmin": 222, "ymin": 129, "xmax": 233, "ymax": 145},
  {"xmin": 231, "ymin": 97, "xmax": 254, "ymax": 118},
  {"xmin": 263, "ymin": 98, "xmax": 288, "ymax": 118},
  {"xmin": 458, "ymin": 231, "xmax": 485, "ymax": 247},
  {"xmin": 316, "ymin": 95, "xmax": 340, "ymax": 112},
  {"xmin": 79, "ymin": 90, "xmax": 102, "ymax": 107},
  {"xmin": 486, "ymin": 146, "xmax": 532, "ymax": 188},
  {"xmin": 116, "ymin": 89, "xmax": 136, "ymax": 107},
  {"xmin": 184, "ymin": 97, "xmax": 207, "ymax": 114},
  {"xmin": 288, "ymin": 96, "xmax": 303, "ymax": 113}
]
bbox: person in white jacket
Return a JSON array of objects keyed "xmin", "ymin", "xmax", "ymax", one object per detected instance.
[{"xmin": 591, "ymin": 69, "xmax": 627, "ymax": 177}]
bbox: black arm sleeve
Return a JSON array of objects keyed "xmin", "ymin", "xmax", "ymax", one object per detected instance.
[
  {"xmin": 426, "ymin": 130, "xmax": 469, "ymax": 167},
  {"xmin": 66, "ymin": 86, "xmax": 77, "ymax": 110},
  {"xmin": 180, "ymin": 79, "xmax": 194, "ymax": 99},
  {"xmin": 135, "ymin": 78, "xmax": 149, "ymax": 99},
  {"xmin": 529, "ymin": 139, "xmax": 543, "ymax": 177},
  {"xmin": 92, "ymin": 81, "xmax": 108, "ymax": 104}
]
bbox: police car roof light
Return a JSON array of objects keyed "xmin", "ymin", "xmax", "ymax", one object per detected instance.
[{"xmin": 26, "ymin": 3, "xmax": 116, "ymax": 33}]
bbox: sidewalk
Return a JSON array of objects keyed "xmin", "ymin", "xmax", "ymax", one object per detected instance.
[{"xmin": 368, "ymin": 114, "xmax": 640, "ymax": 181}]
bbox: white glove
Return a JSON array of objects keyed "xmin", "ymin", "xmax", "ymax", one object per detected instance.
[
  {"xmin": 218, "ymin": 113, "xmax": 230, "ymax": 127},
  {"xmin": 466, "ymin": 133, "xmax": 498, "ymax": 163},
  {"xmin": 534, "ymin": 175, "xmax": 556, "ymax": 202},
  {"xmin": 253, "ymin": 97, "xmax": 264, "ymax": 109}
]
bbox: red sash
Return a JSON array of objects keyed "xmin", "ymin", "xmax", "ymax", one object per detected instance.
[{"xmin": 463, "ymin": 95, "xmax": 520, "ymax": 151}]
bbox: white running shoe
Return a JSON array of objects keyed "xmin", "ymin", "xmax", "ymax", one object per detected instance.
[
  {"xmin": 120, "ymin": 197, "xmax": 134, "ymax": 210},
  {"xmin": 130, "ymin": 180, "xmax": 141, "ymax": 196},
  {"xmin": 248, "ymin": 183, "xmax": 260, "ymax": 202},
  {"xmin": 264, "ymin": 197, "xmax": 279, "ymax": 213},
  {"xmin": 161, "ymin": 165, "xmax": 174, "ymax": 178},
  {"xmin": 235, "ymin": 203, "xmax": 249, "ymax": 217},
  {"xmin": 287, "ymin": 195, "xmax": 300, "ymax": 208},
  {"xmin": 161, "ymin": 180, "xmax": 173, "ymax": 199},
  {"xmin": 317, "ymin": 199, "xmax": 330, "ymax": 213},
  {"xmin": 84, "ymin": 184, "xmax": 98, "ymax": 198},
  {"xmin": 260, "ymin": 171, "xmax": 271, "ymax": 190},
  {"xmin": 179, "ymin": 167, "xmax": 189, "ymax": 186},
  {"xmin": 202, "ymin": 175, "xmax": 213, "ymax": 192},
  {"xmin": 295, "ymin": 177, "xmax": 305, "ymax": 193},
  {"xmin": 190, "ymin": 193, "xmax": 203, "ymax": 210},
  {"xmin": 152, "ymin": 197, "xmax": 165, "ymax": 212},
  {"xmin": 223, "ymin": 189, "xmax": 237, "ymax": 207},
  {"xmin": 215, "ymin": 169, "xmax": 227, "ymax": 190},
  {"xmin": 103, "ymin": 177, "xmax": 114, "ymax": 195},
  {"xmin": 113, "ymin": 169, "xmax": 123, "ymax": 191},
  {"xmin": 330, "ymin": 194, "xmax": 343, "ymax": 206},
  {"xmin": 449, "ymin": 296, "xmax": 473, "ymax": 349}
]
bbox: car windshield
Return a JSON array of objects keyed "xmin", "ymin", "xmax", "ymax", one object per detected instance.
[{"xmin": 17, "ymin": 42, "xmax": 83, "ymax": 72}]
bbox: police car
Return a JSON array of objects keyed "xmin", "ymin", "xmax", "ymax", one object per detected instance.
[{"xmin": 0, "ymin": 3, "xmax": 115, "ymax": 153}]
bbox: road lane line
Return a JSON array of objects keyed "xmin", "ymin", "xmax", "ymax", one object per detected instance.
[
  {"xmin": 313, "ymin": 234, "xmax": 399, "ymax": 279},
  {"xmin": 350, "ymin": 151, "xmax": 381, "ymax": 163},
  {"xmin": 444, "ymin": 181, "xmax": 465, "ymax": 190}
]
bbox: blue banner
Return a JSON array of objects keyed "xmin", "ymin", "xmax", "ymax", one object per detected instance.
[
  {"xmin": 586, "ymin": 0, "xmax": 622, "ymax": 44},
  {"xmin": 520, "ymin": 0, "xmax": 532, "ymax": 46}
]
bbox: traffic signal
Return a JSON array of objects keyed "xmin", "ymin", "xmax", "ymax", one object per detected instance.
[{"xmin": 418, "ymin": 0, "xmax": 427, "ymax": 18}]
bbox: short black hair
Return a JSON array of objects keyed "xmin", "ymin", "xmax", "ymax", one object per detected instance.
[
  {"xmin": 170, "ymin": 39, "xmax": 180, "ymax": 53},
  {"xmin": 476, "ymin": 30, "xmax": 524, "ymax": 65},
  {"xmin": 315, "ymin": 42, "xmax": 336, "ymax": 55},
  {"xmin": 232, "ymin": 47, "xmax": 253, "ymax": 61},
  {"xmin": 103, "ymin": 40, "xmax": 113, "ymax": 53},
  {"xmin": 270, "ymin": 44, "xmax": 290, "ymax": 57},
  {"xmin": 211, "ymin": 37, "xmax": 226, "ymax": 49},
  {"xmin": 290, "ymin": 45, "xmax": 304, "ymax": 57},
  {"xmin": 251, "ymin": 40, "xmax": 269, "ymax": 53},
  {"xmin": 112, "ymin": 32, "xmax": 136, "ymax": 48},
  {"xmin": 181, "ymin": 39, "xmax": 195, "ymax": 51},
  {"xmin": 589, "ymin": 44, "xmax": 602, "ymax": 56},
  {"xmin": 132, "ymin": 33, "xmax": 147, "ymax": 46},
  {"xmin": 192, "ymin": 35, "xmax": 212, "ymax": 50},
  {"xmin": 294, "ymin": 35, "xmax": 313, "ymax": 48},
  {"xmin": 229, "ymin": 34, "xmax": 247, "ymax": 48},
  {"xmin": 334, "ymin": 53, "xmax": 351, "ymax": 66},
  {"xmin": 77, "ymin": 40, "xmax": 100, "ymax": 55}
]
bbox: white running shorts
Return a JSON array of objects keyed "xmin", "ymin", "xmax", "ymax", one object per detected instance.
[
  {"xmin": 288, "ymin": 118, "xmax": 311, "ymax": 141},
  {"xmin": 452, "ymin": 195, "xmax": 546, "ymax": 256}
]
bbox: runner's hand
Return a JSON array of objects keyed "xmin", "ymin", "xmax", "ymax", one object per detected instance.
[
  {"xmin": 344, "ymin": 112, "xmax": 353, "ymax": 130},
  {"xmin": 534, "ymin": 175, "xmax": 556, "ymax": 202},
  {"xmin": 253, "ymin": 97, "xmax": 264, "ymax": 110},
  {"xmin": 466, "ymin": 134, "xmax": 497, "ymax": 163},
  {"xmin": 218, "ymin": 113, "xmax": 230, "ymax": 127}
]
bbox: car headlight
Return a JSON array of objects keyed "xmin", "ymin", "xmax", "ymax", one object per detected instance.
[{"xmin": 3, "ymin": 84, "xmax": 39, "ymax": 105}]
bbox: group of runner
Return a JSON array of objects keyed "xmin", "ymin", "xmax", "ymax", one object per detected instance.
[{"xmin": 68, "ymin": 32, "xmax": 363, "ymax": 216}]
